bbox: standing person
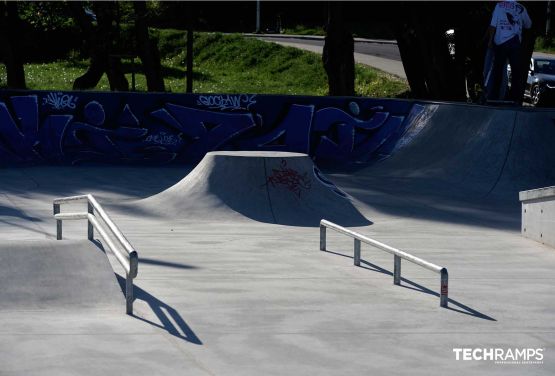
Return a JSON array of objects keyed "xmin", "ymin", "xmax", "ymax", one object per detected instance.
[{"xmin": 487, "ymin": 0, "xmax": 532, "ymax": 103}]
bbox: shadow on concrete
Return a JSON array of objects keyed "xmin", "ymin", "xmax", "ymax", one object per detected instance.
[
  {"xmin": 140, "ymin": 257, "xmax": 199, "ymax": 270},
  {"xmin": 0, "ymin": 204, "xmax": 48, "ymax": 236},
  {"xmin": 116, "ymin": 274, "xmax": 202, "ymax": 345},
  {"xmin": 0, "ymin": 165, "xmax": 194, "ymax": 201},
  {"xmin": 361, "ymin": 259, "xmax": 496, "ymax": 321},
  {"xmin": 324, "ymin": 173, "xmax": 523, "ymax": 232},
  {"xmin": 322, "ymin": 249, "xmax": 495, "ymax": 321}
]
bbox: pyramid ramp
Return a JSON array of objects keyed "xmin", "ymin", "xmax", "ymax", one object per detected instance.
[{"xmin": 138, "ymin": 151, "xmax": 370, "ymax": 227}]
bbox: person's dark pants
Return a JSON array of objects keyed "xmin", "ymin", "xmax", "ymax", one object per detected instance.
[{"xmin": 489, "ymin": 35, "xmax": 524, "ymax": 103}]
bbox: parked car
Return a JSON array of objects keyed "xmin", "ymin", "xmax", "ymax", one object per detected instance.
[{"xmin": 524, "ymin": 54, "xmax": 555, "ymax": 107}]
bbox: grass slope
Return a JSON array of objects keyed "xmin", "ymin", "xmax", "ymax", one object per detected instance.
[{"xmin": 1, "ymin": 31, "xmax": 408, "ymax": 97}]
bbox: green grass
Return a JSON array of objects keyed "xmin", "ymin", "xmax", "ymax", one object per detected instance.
[
  {"xmin": 281, "ymin": 25, "xmax": 325, "ymax": 36},
  {"xmin": 1, "ymin": 30, "xmax": 408, "ymax": 97},
  {"xmin": 535, "ymin": 36, "xmax": 555, "ymax": 54}
]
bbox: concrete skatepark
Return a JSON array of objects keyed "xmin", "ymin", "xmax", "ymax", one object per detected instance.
[{"xmin": 1, "ymin": 101, "xmax": 555, "ymax": 375}]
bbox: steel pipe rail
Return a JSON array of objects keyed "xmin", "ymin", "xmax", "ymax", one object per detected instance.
[
  {"xmin": 320, "ymin": 219, "xmax": 448, "ymax": 307},
  {"xmin": 53, "ymin": 194, "xmax": 138, "ymax": 314}
]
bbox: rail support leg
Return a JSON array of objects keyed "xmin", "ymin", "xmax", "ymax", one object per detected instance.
[
  {"xmin": 393, "ymin": 255, "xmax": 401, "ymax": 285},
  {"xmin": 320, "ymin": 225, "xmax": 326, "ymax": 251},
  {"xmin": 354, "ymin": 239, "xmax": 361, "ymax": 266},
  {"xmin": 440, "ymin": 268, "xmax": 449, "ymax": 308},
  {"xmin": 126, "ymin": 276, "xmax": 134, "ymax": 315},
  {"xmin": 53, "ymin": 203, "xmax": 62, "ymax": 240},
  {"xmin": 87, "ymin": 201, "xmax": 94, "ymax": 240}
]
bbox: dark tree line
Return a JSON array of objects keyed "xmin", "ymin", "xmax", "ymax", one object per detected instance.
[
  {"xmin": 323, "ymin": 1, "xmax": 547, "ymax": 103},
  {"xmin": 1, "ymin": 1, "xmax": 168, "ymax": 92},
  {"xmin": 0, "ymin": 0, "xmax": 550, "ymax": 104}
]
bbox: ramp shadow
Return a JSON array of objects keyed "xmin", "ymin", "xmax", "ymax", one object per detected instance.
[
  {"xmin": 323, "ymin": 249, "xmax": 495, "ymax": 321},
  {"xmin": 116, "ymin": 274, "xmax": 202, "ymax": 345}
]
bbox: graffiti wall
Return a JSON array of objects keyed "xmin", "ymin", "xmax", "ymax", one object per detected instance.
[{"xmin": 0, "ymin": 90, "xmax": 423, "ymax": 166}]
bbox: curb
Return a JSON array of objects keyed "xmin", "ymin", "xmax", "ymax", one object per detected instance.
[{"xmin": 244, "ymin": 33, "xmax": 397, "ymax": 45}]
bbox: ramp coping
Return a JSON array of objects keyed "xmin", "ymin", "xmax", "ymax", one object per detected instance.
[
  {"xmin": 320, "ymin": 219, "xmax": 449, "ymax": 308},
  {"xmin": 53, "ymin": 194, "xmax": 138, "ymax": 315}
]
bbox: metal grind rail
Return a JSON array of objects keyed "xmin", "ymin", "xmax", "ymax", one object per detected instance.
[
  {"xmin": 53, "ymin": 194, "xmax": 138, "ymax": 314},
  {"xmin": 320, "ymin": 219, "xmax": 448, "ymax": 307}
]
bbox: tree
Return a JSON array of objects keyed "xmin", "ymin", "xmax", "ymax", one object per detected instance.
[
  {"xmin": 0, "ymin": 2, "xmax": 26, "ymax": 89},
  {"xmin": 70, "ymin": 2, "xmax": 128, "ymax": 91},
  {"xmin": 133, "ymin": 1, "xmax": 165, "ymax": 92},
  {"xmin": 322, "ymin": 1, "xmax": 354, "ymax": 96}
]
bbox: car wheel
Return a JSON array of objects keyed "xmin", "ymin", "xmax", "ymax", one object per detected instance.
[{"xmin": 531, "ymin": 85, "xmax": 542, "ymax": 106}]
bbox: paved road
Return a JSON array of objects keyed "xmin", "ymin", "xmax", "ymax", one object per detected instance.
[
  {"xmin": 256, "ymin": 36, "xmax": 406, "ymax": 78},
  {"xmin": 259, "ymin": 36, "xmax": 402, "ymax": 61}
]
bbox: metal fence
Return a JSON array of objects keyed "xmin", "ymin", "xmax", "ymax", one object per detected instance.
[
  {"xmin": 53, "ymin": 194, "xmax": 138, "ymax": 314},
  {"xmin": 320, "ymin": 219, "xmax": 449, "ymax": 307}
]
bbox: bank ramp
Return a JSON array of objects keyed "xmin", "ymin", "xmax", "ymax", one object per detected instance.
[
  {"xmin": 368, "ymin": 104, "xmax": 555, "ymax": 200},
  {"xmin": 0, "ymin": 239, "xmax": 123, "ymax": 311}
]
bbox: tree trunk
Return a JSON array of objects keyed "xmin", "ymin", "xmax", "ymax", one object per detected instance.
[
  {"xmin": 186, "ymin": 29, "xmax": 193, "ymax": 93},
  {"xmin": 393, "ymin": 3, "xmax": 467, "ymax": 101},
  {"xmin": 0, "ymin": 2, "xmax": 26, "ymax": 89},
  {"xmin": 134, "ymin": 1, "xmax": 165, "ymax": 92},
  {"xmin": 514, "ymin": 2, "xmax": 545, "ymax": 104},
  {"xmin": 71, "ymin": 2, "xmax": 128, "ymax": 91},
  {"xmin": 322, "ymin": 2, "xmax": 354, "ymax": 96},
  {"xmin": 394, "ymin": 20, "xmax": 427, "ymax": 98}
]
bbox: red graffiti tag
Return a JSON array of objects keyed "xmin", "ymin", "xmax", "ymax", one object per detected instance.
[{"xmin": 266, "ymin": 159, "xmax": 312, "ymax": 198}]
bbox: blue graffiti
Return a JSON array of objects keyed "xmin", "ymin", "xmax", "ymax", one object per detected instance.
[{"xmin": 0, "ymin": 91, "xmax": 414, "ymax": 166}]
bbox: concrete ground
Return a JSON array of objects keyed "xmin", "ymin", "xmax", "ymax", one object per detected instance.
[{"xmin": 1, "ymin": 104, "xmax": 555, "ymax": 375}]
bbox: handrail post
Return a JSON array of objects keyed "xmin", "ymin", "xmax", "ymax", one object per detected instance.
[
  {"xmin": 440, "ymin": 268, "xmax": 448, "ymax": 308},
  {"xmin": 125, "ymin": 275, "xmax": 134, "ymax": 315},
  {"xmin": 320, "ymin": 224, "xmax": 326, "ymax": 251},
  {"xmin": 87, "ymin": 201, "xmax": 94, "ymax": 240},
  {"xmin": 53, "ymin": 203, "xmax": 62, "ymax": 240},
  {"xmin": 393, "ymin": 255, "xmax": 401, "ymax": 285},
  {"xmin": 354, "ymin": 239, "xmax": 361, "ymax": 266}
]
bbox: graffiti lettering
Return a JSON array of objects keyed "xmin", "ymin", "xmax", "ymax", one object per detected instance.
[
  {"xmin": 266, "ymin": 159, "xmax": 312, "ymax": 198},
  {"xmin": 0, "ymin": 90, "xmax": 415, "ymax": 166},
  {"xmin": 42, "ymin": 92, "xmax": 78, "ymax": 110},
  {"xmin": 197, "ymin": 94, "xmax": 257, "ymax": 111},
  {"xmin": 145, "ymin": 132, "xmax": 181, "ymax": 146}
]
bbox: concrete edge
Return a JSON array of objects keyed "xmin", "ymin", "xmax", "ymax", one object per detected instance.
[{"xmin": 519, "ymin": 186, "xmax": 555, "ymax": 202}]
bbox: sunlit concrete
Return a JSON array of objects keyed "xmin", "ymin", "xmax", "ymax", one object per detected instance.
[{"xmin": 1, "ymin": 103, "xmax": 555, "ymax": 375}]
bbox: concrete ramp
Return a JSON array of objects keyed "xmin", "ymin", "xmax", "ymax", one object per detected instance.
[
  {"xmin": 0, "ymin": 239, "xmax": 124, "ymax": 311},
  {"xmin": 138, "ymin": 151, "xmax": 370, "ymax": 227},
  {"xmin": 369, "ymin": 104, "xmax": 555, "ymax": 200}
]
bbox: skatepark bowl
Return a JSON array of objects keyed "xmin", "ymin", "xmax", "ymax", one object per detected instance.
[{"xmin": 1, "ymin": 101, "xmax": 555, "ymax": 375}]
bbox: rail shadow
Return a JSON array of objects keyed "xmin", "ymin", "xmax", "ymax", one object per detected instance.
[
  {"xmin": 322, "ymin": 249, "xmax": 496, "ymax": 321},
  {"xmin": 116, "ymin": 274, "xmax": 202, "ymax": 345},
  {"xmin": 140, "ymin": 257, "xmax": 199, "ymax": 270}
]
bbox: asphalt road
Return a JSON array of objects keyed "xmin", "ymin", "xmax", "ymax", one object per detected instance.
[
  {"xmin": 256, "ymin": 36, "xmax": 406, "ymax": 78},
  {"xmin": 257, "ymin": 36, "xmax": 402, "ymax": 61}
]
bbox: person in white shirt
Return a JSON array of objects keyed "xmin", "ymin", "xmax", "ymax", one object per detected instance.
[{"xmin": 487, "ymin": 0, "xmax": 532, "ymax": 103}]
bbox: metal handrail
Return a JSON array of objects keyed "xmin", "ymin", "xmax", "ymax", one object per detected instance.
[
  {"xmin": 53, "ymin": 194, "xmax": 138, "ymax": 314},
  {"xmin": 320, "ymin": 219, "xmax": 448, "ymax": 307}
]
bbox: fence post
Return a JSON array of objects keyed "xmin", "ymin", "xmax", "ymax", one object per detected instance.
[
  {"xmin": 440, "ymin": 268, "xmax": 449, "ymax": 308},
  {"xmin": 87, "ymin": 201, "xmax": 94, "ymax": 240},
  {"xmin": 354, "ymin": 239, "xmax": 361, "ymax": 266},
  {"xmin": 393, "ymin": 255, "xmax": 401, "ymax": 285},
  {"xmin": 53, "ymin": 203, "xmax": 62, "ymax": 240},
  {"xmin": 320, "ymin": 224, "xmax": 326, "ymax": 251}
]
